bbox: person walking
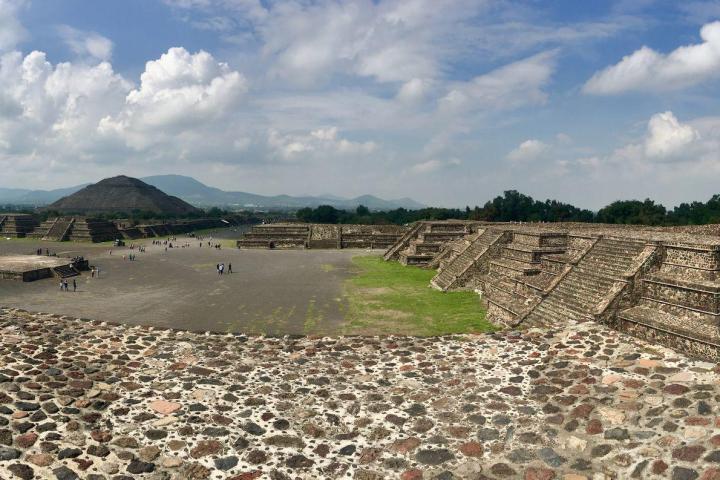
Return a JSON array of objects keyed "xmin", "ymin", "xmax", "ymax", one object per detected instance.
[
  {"xmin": 59, "ymin": 280, "xmax": 64, "ymax": 291},
  {"xmin": 73, "ymin": 279, "xmax": 77, "ymax": 292},
  {"xmin": 63, "ymin": 279, "xmax": 68, "ymax": 291},
  {"xmin": 228, "ymin": 263, "xmax": 232, "ymax": 274}
]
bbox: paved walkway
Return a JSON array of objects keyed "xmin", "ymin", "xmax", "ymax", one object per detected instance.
[{"xmin": 0, "ymin": 308, "xmax": 718, "ymax": 479}]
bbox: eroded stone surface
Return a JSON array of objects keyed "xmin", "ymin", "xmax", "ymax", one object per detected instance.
[{"xmin": 0, "ymin": 307, "xmax": 719, "ymax": 479}]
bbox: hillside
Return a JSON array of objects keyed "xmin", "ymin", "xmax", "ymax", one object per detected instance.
[{"xmin": 47, "ymin": 176, "xmax": 201, "ymax": 215}]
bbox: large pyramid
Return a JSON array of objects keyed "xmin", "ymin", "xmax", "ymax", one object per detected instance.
[{"xmin": 48, "ymin": 175, "xmax": 202, "ymax": 215}]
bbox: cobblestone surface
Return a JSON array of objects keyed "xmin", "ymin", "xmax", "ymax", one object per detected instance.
[{"xmin": 0, "ymin": 306, "xmax": 719, "ymax": 479}]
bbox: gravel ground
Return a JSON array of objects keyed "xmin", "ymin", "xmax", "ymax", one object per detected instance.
[{"xmin": 0, "ymin": 307, "xmax": 719, "ymax": 480}]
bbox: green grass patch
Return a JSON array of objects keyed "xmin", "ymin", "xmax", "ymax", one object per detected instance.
[{"xmin": 343, "ymin": 255, "xmax": 496, "ymax": 336}]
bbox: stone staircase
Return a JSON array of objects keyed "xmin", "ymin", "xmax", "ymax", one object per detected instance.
[
  {"xmin": 42, "ymin": 217, "xmax": 75, "ymax": 241},
  {"xmin": 431, "ymin": 229, "xmax": 505, "ymax": 291},
  {"xmin": 482, "ymin": 232, "xmax": 569, "ymax": 327},
  {"xmin": 398, "ymin": 223, "xmax": 476, "ymax": 267},
  {"xmin": 383, "ymin": 223, "xmax": 424, "ymax": 261},
  {"xmin": 53, "ymin": 265, "xmax": 79, "ymax": 278},
  {"xmin": 522, "ymin": 237, "xmax": 648, "ymax": 328},
  {"xmin": 618, "ymin": 243, "xmax": 720, "ymax": 360}
]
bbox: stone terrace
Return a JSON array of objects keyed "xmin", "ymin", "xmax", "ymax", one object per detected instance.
[{"xmin": 1, "ymin": 308, "xmax": 720, "ymax": 480}]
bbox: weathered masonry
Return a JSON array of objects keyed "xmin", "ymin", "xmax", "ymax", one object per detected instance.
[
  {"xmin": 385, "ymin": 222, "xmax": 720, "ymax": 361},
  {"xmin": 237, "ymin": 223, "xmax": 407, "ymax": 249}
]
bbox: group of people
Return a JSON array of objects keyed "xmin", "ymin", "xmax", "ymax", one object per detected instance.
[
  {"xmin": 216, "ymin": 263, "xmax": 232, "ymax": 275},
  {"xmin": 123, "ymin": 253, "xmax": 138, "ymax": 261},
  {"xmin": 59, "ymin": 278, "xmax": 77, "ymax": 292},
  {"xmin": 36, "ymin": 248, "xmax": 56, "ymax": 256}
]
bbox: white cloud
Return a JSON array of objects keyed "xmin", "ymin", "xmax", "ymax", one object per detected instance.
[
  {"xmin": 58, "ymin": 25, "xmax": 114, "ymax": 61},
  {"xmin": 409, "ymin": 158, "xmax": 461, "ymax": 174},
  {"xmin": 268, "ymin": 127, "xmax": 377, "ymax": 160},
  {"xmin": 506, "ymin": 139, "xmax": 550, "ymax": 162},
  {"xmin": 397, "ymin": 78, "xmax": 431, "ymax": 103},
  {"xmin": 0, "ymin": 0, "xmax": 27, "ymax": 52},
  {"xmin": 584, "ymin": 21, "xmax": 720, "ymax": 94},
  {"xmin": 644, "ymin": 111, "xmax": 699, "ymax": 158},
  {"xmin": 98, "ymin": 47, "xmax": 248, "ymax": 149},
  {"xmin": 440, "ymin": 51, "xmax": 556, "ymax": 112}
]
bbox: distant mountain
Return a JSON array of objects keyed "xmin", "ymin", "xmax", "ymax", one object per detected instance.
[
  {"xmin": 0, "ymin": 174, "xmax": 425, "ymax": 211},
  {"xmin": 49, "ymin": 176, "xmax": 201, "ymax": 215},
  {"xmin": 141, "ymin": 175, "xmax": 426, "ymax": 210},
  {"xmin": 0, "ymin": 184, "xmax": 90, "ymax": 205}
]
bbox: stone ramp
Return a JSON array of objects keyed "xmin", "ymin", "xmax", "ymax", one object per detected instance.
[
  {"xmin": 522, "ymin": 237, "xmax": 648, "ymax": 328},
  {"xmin": 431, "ymin": 229, "xmax": 504, "ymax": 291},
  {"xmin": 2, "ymin": 308, "xmax": 719, "ymax": 479}
]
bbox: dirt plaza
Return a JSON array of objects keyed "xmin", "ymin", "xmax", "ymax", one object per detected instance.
[{"xmin": 0, "ymin": 233, "xmax": 358, "ymax": 335}]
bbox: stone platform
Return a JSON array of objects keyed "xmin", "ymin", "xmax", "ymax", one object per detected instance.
[
  {"xmin": 0, "ymin": 256, "xmax": 74, "ymax": 282},
  {"xmin": 1, "ymin": 308, "xmax": 719, "ymax": 479}
]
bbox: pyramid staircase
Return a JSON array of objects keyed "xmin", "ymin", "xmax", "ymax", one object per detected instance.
[
  {"xmin": 481, "ymin": 231, "xmax": 570, "ymax": 327},
  {"xmin": 618, "ymin": 243, "xmax": 720, "ymax": 360},
  {"xmin": 398, "ymin": 222, "xmax": 477, "ymax": 267},
  {"xmin": 521, "ymin": 237, "xmax": 650, "ymax": 328},
  {"xmin": 0, "ymin": 215, "xmax": 6, "ymax": 231},
  {"xmin": 383, "ymin": 223, "xmax": 425, "ymax": 261},
  {"xmin": 431, "ymin": 229, "xmax": 506, "ymax": 291},
  {"xmin": 42, "ymin": 217, "xmax": 75, "ymax": 241}
]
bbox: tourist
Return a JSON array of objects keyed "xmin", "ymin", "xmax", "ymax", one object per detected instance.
[
  {"xmin": 59, "ymin": 280, "xmax": 63, "ymax": 291},
  {"xmin": 63, "ymin": 279, "xmax": 68, "ymax": 291},
  {"xmin": 73, "ymin": 279, "xmax": 76, "ymax": 292},
  {"xmin": 228, "ymin": 263, "xmax": 232, "ymax": 274},
  {"xmin": 91, "ymin": 268, "xmax": 95, "ymax": 278}
]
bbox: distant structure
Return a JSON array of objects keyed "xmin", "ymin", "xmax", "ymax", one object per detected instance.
[
  {"xmin": 47, "ymin": 175, "xmax": 201, "ymax": 215},
  {"xmin": 236, "ymin": 223, "xmax": 407, "ymax": 249}
]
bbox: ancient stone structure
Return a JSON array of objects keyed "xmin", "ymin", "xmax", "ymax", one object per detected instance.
[
  {"xmin": 382, "ymin": 220, "xmax": 484, "ymax": 266},
  {"xmin": 47, "ymin": 175, "xmax": 201, "ymax": 215},
  {"xmin": 32, "ymin": 217, "xmax": 122, "ymax": 242},
  {"xmin": 0, "ymin": 255, "xmax": 85, "ymax": 281},
  {"xmin": 237, "ymin": 224, "xmax": 407, "ymax": 249},
  {"xmin": 0, "ymin": 214, "xmax": 39, "ymax": 238},
  {"xmin": 384, "ymin": 223, "xmax": 720, "ymax": 360}
]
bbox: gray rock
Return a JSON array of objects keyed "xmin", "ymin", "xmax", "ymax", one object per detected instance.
[{"xmin": 415, "ymin": 449, "xmax": 455, "ymax": 466}]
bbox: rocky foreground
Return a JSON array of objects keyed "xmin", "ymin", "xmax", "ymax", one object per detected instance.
[{"xmin": 0, "ymin": 308, "xmax": 719, "ymax": 480}]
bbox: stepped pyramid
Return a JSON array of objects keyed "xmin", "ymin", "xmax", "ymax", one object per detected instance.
[{"xmin": 48, "ymin": 175, "xmax": 201, "ymax": 215}]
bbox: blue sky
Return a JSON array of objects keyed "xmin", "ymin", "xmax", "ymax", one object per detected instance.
[{"xmin": 1, "ymin": 0, "xmax": 720, "ymax": 209}]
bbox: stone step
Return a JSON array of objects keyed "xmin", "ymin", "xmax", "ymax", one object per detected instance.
[
  {"xmin": 619, "ymin": 305, "xmax": 720, "ymax": 347},
  {"xmin": 638, "ymin": 298, "xmax": 718, "ymax": 324}
]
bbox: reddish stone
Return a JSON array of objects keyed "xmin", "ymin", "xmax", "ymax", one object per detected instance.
[
  {"xmin": 313, "ymin": 444, "xmax": 330, "ymax": 457},
  {"xmin": 687, "ymin": 417, "xmax": 712, "ymax": 426},
  {"xmin": 652, "ymin": 460, "xmax": 668, "ymax": 475},
  {"xmin": 15, "ymin": 432, "xmax": 38, "ymax": 448},
  {"xmin": 72, "ymin": 458, "xmax": 93, "ymax": 471},
  {"xmin": 390, "ymin": 437, "xmax": 421, "ymax": 454},
  {"xmin": 149, "ymin": 399, "xmax": 181, "ymax": 415},
  {"xmin": 229, "ymin": 473, "xmax": 262, "ymax": 480},
  {"xmin": 663, "ymin": 384, "xmax": 690, "ymax": 395},
  {"xmin": 524, "ymin": 467, "xmax": 556, "ymax": 480},
  {"xmin": 570, "ymin": 404, "xmax": 594, "ymax": 419},
  {"xmin": 459, "ymin": 441, "xmax": 484, "ymax": 458},
  {"xmin": 446, "ymin": 426, "xmax": 470, "ymax": 438},
  {"xmin": 401, "ymin": 470, "xmax": 423, "ymax": 480},
  {"xmin": 190, "ymin": 440, "xmax": 223, "ymax": 458},
  {"xmin": 702, "ymin": 468, "xmax": 720, "ymax": 480},
  {"xmin": 586, "ymin": 419, "xmax": 603, "ymax": 435},
  {"xmin": 91, "ymin": 430, "xmax": 112, "ymax": 443},
  {"xmin": 711, "ymin": 434, "xmax": 720, "ymax": 447},
  {"xmin": 672, "ymin": 445, "xmax": 706, "ymax": 462}
]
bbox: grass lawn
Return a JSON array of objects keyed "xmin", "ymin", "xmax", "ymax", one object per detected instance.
[{"xmin": 343, "ymin": 255, "xmax": 497, "ymax": 336}]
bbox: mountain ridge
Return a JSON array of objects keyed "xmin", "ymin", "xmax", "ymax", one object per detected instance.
[{"xmin": 0, "ymin": 174, "xmax": 426, "ymax": 211}]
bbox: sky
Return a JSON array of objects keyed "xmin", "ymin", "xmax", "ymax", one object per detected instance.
[{"xmin": 1, "ymin": 0, "xmax": 720, "ymax": 209}]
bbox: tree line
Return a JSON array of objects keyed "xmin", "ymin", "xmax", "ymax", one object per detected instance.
[{"xmin": 295, "ymin": 190, "xmax": 720, "ymax": 226}]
